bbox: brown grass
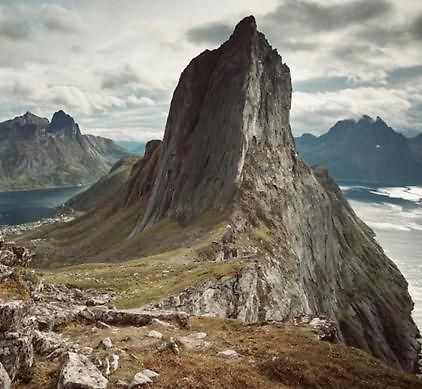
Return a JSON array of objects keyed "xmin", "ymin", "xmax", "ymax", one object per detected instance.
[
  {"xmin": 23, "ymin": 317, "xmax": 422, "ymax": 388},
  {"xmin": 0, "ymin": 278, "xmax": 30, "ymax": 301}
]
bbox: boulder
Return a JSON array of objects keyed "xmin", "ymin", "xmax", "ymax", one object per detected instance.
[
  {"xmin": 57, "ymin": 352, "xmax": 108, "ymax": 389},
  {"xmin": 147, "ymin": 330, "xmax": 163, "ymax": 339},
  {"xmin": 179, "ymin": 332, "xmax": 212, "ymax": 351},
  {"xmin": 0, "ymin": 241, "xmax": 32, "ymax": 267},
  {"xmin": 128, "ymin": 373, "xmax": 152, "ymax": 387},
  {"xmin": 0, "ymin": 301, "xmax": 29, "ymax": 332},
  {"xmin": 141, "ymin": 369, "xmax": 159, "ymax": 379},
  {"xmin": 217, "ymin": 349, "xmax": 240, "ymax": 359},
  {"xmin": 110, "ymin": 354, "xmax": 119, "ymax": 373},
  {"xmin": 97, "ymin": 337, "xmax": 112, "ymax": 350},
  {"xmin": 0, "ymin": 362, "xmax": 11, "ymax": 389},
  {"xmin": 0, "ymin": 335, "xmax": 33, "ymax": 381},
  {"xmin": 157, "ymin": 337, "xmax": 179, "ymax": 355},
  {"xmin": 32, "ymin": 330, "xmax": 64, "ymax": 356},
  {"xmin": 94, "ymin": 309, "xmax": 189, "ymax": 328},
  {"xmin": 309, "ymin": 317, "xmax": 338, "ymax": 342}
]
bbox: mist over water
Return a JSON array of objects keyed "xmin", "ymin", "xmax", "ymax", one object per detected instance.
[
  {"xmin": 341, "ymin": 183, "xmax": 422, "ymax": 330},
  {"xmin": 0, "ymin": 186, "xmax": 88, "ymax": 226}
]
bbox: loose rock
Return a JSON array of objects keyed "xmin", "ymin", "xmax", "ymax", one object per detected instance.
[
  {"xmin": 97, "ymin": 337, "xmax": 113, "ymax": 350},
  {"xmin": 0, "ymin": 362, "xmax": 11, "ymax": 389},
  {"xmin": 147, "ymin": 330, "xmax": 163, "ymax": 339},
  {"xmin": 57, "ymin": 352, "xmax": 108, "ymax": 389}
]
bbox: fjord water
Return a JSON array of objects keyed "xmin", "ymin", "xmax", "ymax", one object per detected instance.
[
  {"xmin": 341, "ymin": 183, "xmax": 422, "ymax": 329},
  {"xmin": 0, "ymin": 186, "xmax": 88, "ymax": 226}
]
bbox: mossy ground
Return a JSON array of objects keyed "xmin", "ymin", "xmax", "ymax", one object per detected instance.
[{"xmin": 35, "ymin": 250, "xmax": 244, "ymax": 309}]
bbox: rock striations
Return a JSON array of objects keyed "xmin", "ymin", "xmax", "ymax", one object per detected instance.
[
  {"xmin": 33, "ymin": 16, "xmax": 420, "ymax": 375},
  {"xmin": 131, "ymin": 16, "xmax": 293, "ymax": 232},
  {"xmin": 109, "ymin": 16, "xmax": 419, "ymax": 372},
  {"xmin": 0, "ymin": 110, "xmax": 130, "ymax": 191}
]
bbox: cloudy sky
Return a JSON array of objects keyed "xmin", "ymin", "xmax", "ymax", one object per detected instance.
[{"xmin": 0, "ymin": 0, "xmax": 421, "ymax": 141}]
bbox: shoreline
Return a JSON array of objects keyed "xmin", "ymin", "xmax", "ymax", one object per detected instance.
[
  {"xmin": 0, "ymin": 183, "xmax": 91, "ymax": 194},
  {"xmin": 0, "ymin": 212, "xmax": 75, "ymax": 237}
]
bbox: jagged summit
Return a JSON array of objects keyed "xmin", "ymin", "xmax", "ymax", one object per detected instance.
[
  {"xmin": 48, "ymin": 110, "xmax": 81, "ymax": 137},
  {"xmin": 0, "ymin": 111, "xmax": 49, "ymax": 131},
  {"xmin": 129, "ymin": 15, "xmax": 292, "ymax": 232},
  {"xmin": 0, "ymin": 110, "xmax": 130, "ymax": 190}
]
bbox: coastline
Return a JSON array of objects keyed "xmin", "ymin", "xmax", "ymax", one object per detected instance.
[{"xmin": 0, "ymin": 183, "xmax": 91, "ymax": 194}]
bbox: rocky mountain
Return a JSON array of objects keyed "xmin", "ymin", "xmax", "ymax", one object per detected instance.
[
  {"xmin": 26, "ymin": 16, "xmax": 420, "ymax": 375},
  {"xmin": 0, "ymin": 110, "xmax": 131, "ymax": 191},
  {"xmin": 296, "ymin": 116, "xmax": 422, "ymax": 185},
  {"xmin": 65, "ymin": 155, "xmax": 139, "ymax": 212}
]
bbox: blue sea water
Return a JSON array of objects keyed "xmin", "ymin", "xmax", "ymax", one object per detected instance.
[
  {"xmin": 341, "ymin": 182, "xmax": 422, "ymax": 330},
  {"xmin": 0, "ymin": 186, "xmax": 88, "ymax": 226}
]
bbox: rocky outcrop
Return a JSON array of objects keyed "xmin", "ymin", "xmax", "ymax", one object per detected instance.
[
  {"xmin": 115, "ymin": 16, "xmax": 420, "ymax": 373},
  {"xmin": 94, "ymin": 308, "xmax": 189, "ymax": 328},
  {"xmin": 0, "ymin": 110, "xmax": 131, "ymax": 191},
  {"xmin": 57, "ymin": 352, "xmax": 108, "ymax": 389},
  {"xmin": 0, "ymin": 363, "xmax": 11, "ymax": 389},
  {"xmin": 0, "ymin": 236, "xmax": 32, "ymax": 267},
  {"xmin": 0, "ymin": 298, "xmax": 34, "ymax": 381}
]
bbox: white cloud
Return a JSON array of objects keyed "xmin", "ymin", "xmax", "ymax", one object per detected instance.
[
  {"xmin": 0, "ymin": 0, "xmax": 421, "ymax": 141},
  {"xmin": 292, "ymin": 87, "xmax": 417, "ymax": 134}
]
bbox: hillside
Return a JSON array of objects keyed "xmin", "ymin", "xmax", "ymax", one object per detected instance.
[
  {"xmin": 20, "ymin": 15, "xmax": 420, "ymax": 379},
  {"xmin": 0, "ymin": 110, "xmax": 131, "ymax": 191},
  {"xmin": 65, "ymin": 155, "xmax": 139, "ymax": 212},
  {"xmin": 296, "ymin": 116, "xmax": 422, "ymax": 184}
]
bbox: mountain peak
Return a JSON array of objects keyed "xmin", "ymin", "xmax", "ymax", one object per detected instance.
[
  {"xmin": 2, "ymin": 111, "xmax": 49, "ymax": 130},
  {"xmin": 231, "ymin": 15, "xmax": 257, "ymax": 39},
  {"xmin": 50, "ymin": 110, "xmax": 76, "ymax": 128},
  {"xmin": 48, "ymin": 110, "xmax": 80, "ymax": 137},
  {"xmin": 358, "ymin": 114, "xmax": 375, "ymax": 124},
  {"xmin": 132, "ymin": 15, "xmax": 292, "ymax": 232}
]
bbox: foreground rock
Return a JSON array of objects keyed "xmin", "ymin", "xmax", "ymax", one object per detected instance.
[
  {"xmin": 94, "ymin": 308, "xmax": 189, "ymax": 328},
  {"xmin": 0, "ymin": 363, "xmax": 11, "ymax": 389},
  {"xmin": 0, "ymin": 237, "xmax": 32, "ymax": 267},
  {"xmin": 0, "ymin": 297, "xmax": 34, "ymax": 381},
  {"xmin": 57, "ymin": 352, "xmax": 108, "ymax": 389}
]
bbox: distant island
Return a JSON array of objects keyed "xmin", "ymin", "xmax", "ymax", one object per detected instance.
[
  {"xmin": 0, "ymin": 110, "xmax": 132, "ymax": 191},
  {"xmin": 295, "ymin": 115, "xmax": 422, "ymax": 185}
]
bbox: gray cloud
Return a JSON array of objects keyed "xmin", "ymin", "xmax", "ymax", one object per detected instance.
[
  {"xmin": 102, "ymin": 65, "xmax": 142, "ymax": 90},
  {"xmin": 263, "ymin": 0, "xmax": 392, "ymax": 33},
  {"xmin": 412, "ymin": 14, "xmax": 422, "ymax": 39},
  {"xmin": 0, "ymin": 9, "xmax": 31, "ymax": 40},
  {"xmin": 1, "ymin": 0, "xmax": 421, "ymax": 141},
  {"xmin": 40, "ymin": 4, "xmax": 82, "ymax": 33},
  {"xmin": 187, "ymin": 22, "xmax": 232, "ymax": 44}
]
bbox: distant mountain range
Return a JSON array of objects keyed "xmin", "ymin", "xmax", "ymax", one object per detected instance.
[
  {"xmin": 295, "ymin": 115, "xmax": 422, "ymax": 185},
  {"xmin": 115, "ymin": 141, "xmax": 146, "ymax": 156},
  {"xmin": 0, "ymin": 110, "xmax": 131, "ymax": 191}
]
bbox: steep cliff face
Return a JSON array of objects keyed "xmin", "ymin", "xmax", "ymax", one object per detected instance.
[
  {"xmin": 0, "ymin": 111, "xmax": 131, "ymax": 191},
  {"xmin": 115, "ymin": 16, "xmax": 419, "ymax": 372},
  {"xmin": 132, "ymin": 17, "xmax": 292, "ymax": 232}
]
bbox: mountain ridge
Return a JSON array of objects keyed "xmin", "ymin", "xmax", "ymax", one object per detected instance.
[
  {"xmin": 296, "ymin": 116, "xmax": 422, "ymax": 185},
  {"xmin": 0, "ymin": 110, "xmax": 131, "ymax": 191}
]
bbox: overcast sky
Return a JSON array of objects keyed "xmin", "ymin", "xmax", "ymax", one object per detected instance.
[{"xmin": 0, "ymin": 0, "xmax": 421, "ymax": 141}]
